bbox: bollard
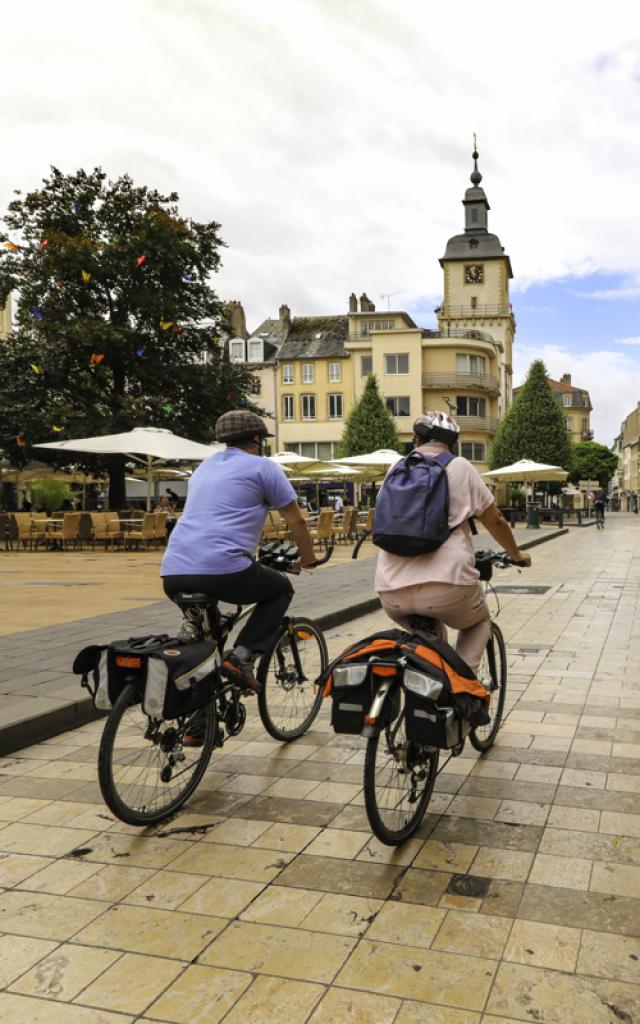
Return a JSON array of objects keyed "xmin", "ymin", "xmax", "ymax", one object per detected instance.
[
  {"xmin": 526, "ymin": 506, "xmax": 540, "ymax": 529},
  {"xmin": 557, "ymin": 509, "xmax": 563, "ymax": 529}
]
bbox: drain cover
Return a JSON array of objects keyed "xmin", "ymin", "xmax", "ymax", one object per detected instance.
[
  {"xmin": 23, "ymin": 580, "xmax": 101, "ymax": 587},
  {"xmin": 446, "ymin": 874, "xmax": 491, "ymax": 899},
  {"xmin": 493, "ymin": 585, "xmax": 552, "ymax": 595}
]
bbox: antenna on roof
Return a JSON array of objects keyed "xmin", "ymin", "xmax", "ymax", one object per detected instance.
[{"xmin": 380, "ymin": 289, "xmax": 402, "ymax": 312}]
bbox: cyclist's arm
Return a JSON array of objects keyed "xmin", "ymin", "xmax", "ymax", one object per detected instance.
[
  {"xmin": 478, "ymin": 503, "xmax": 531, "ymax": 566},
  {"xmin": 279, "ymin": 501, "xmax": 317, "ymax": 568}
]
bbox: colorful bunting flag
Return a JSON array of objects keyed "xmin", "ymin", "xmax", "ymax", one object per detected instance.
[
  {"xmin": 16, "ymin": 436, "xmax": 26, "ymax": 448},
  {"xmin": 136, "ymin": 347, "xmax": 145, "ymax": 357},
  {"xmin": 3, "ymin": 241, "xmax": 18, "ymax": 252},
  {"xmin": 30, "ymin": 364, "xmax": 42, "ymax": 374},
  {"xmin": 135, "ymin": 255, "xmax": 146, "ymax": 267},
  {"xmin": 33, "ymin": 308, "xmax": 44, "ymax": 320},
  {"xmin": 160, "ymin": 320, "xmax": 174, "ymax": 330},
  {"xmin": 89, "ymin": 353, "xmax": 105, "ymax": 366},
  {"xmin": 52, "ymin": 425, "xmax": 63, "ymax": 432},
  {"xmin": 81, "ymin": 270, "xmax": 91, "ymax": 282},
  {"xmin": 40, "ymin": 239, "xmax": 49, "ymax": 249},
  {"xmin": 163, "ymin": 403, "xmax": 173, "ymax": 413}
]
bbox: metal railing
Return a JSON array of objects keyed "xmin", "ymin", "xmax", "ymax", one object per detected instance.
[
  {"xmin": 422, "ymin": 327, "xmax": 496, "ymax": 344},
  {"xmin": 435, "ymin": 304, "xmax": 513, "ymax": 317},
  {"xmin": 422, "ymin": 371, "xmax": 500, "ymax": 393},
  {"xmin": 581, "ymin": 430, "xmax": 594, "ymax": 441},
  {"xmin": 456, "ymin": 414, "xmax": 500, "ymax": 433}
]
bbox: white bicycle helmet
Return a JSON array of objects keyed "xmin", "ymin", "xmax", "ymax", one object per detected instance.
[{"xmin": 413, "ymin": 410, "xmax": 460, "ymax": 448}]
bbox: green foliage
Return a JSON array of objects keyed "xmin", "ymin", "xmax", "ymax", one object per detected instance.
[
  {"xmin": 509, "ymin": 486, "xmax": 526, "ymax": 508},
  {"xmin": 28, "ymin": 479, "xmax": 71, "ymax": 511},
  {"xmin": 569, "ymin": 441, "xmax": 618, "ymax": 488},
  {"xmin": 338, "ymin": 374, "xmax": 400, "ymax": 456},
  {"xmin": 0, "ymin": 166, "xmax": 257, "ymax": 507},
  {"xmin": 490, "ymin": 360, "xmax": 572, "ymax": 471}
]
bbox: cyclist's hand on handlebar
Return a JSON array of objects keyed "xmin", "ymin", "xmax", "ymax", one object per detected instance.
[{"xmin": 513, "ymin": 550, "xmax": 531, "ymax": 567}]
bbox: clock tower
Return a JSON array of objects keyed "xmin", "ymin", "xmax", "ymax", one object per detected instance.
[{"xmin": 437, "ymin": 145, "xmax": 515, "ymax": 413}]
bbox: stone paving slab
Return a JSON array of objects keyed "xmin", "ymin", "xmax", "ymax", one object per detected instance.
[
  {"xmin": 0, "ymin": 527, "xmax": 566, "ymax": 755},
  {"xmin": 0, "ymin": 517, "xmax": 638, "ymax": 1021}
]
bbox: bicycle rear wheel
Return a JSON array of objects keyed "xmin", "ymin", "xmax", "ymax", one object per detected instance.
[
  {"xmin": 363, "ymin": 692, "xmax": 439, "ymax": 846},
  {"xmin": 98, "ymin": 683, "xmax": 216, "ymax": 826},
  {"xmin": 469, "ymin": 622, "xmax": 507, "ymax": 752},
  {"xmin": 257, "ymin": 617, "xmax": 327, "ymax": 741}
]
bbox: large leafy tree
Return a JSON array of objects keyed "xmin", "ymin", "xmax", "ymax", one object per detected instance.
[
  {"xmin": 490, "ymin": 359, "xmax": 572, "ymax": 471},
  {"xmin": 338, "ymin": 374, "xmax": 401, "ymax": 456},
  {"xmin": 0, "ymin": 167, "xmax": 256, "ymax": 507},
  {"xmin": 569, "ymin": 441, "xmax": 618, "ymax": 488}
]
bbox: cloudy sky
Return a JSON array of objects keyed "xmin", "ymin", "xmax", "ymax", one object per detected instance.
[{"xmin": 3, "ymin": 0, "xmax": 640, "ymax": 443}]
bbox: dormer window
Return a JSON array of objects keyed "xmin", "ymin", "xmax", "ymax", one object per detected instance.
[
  {"xmin": 247, "ymin": 339, "xmax": 263, "ymax": 362},
  {"xmin": 229, "ymin": 339, "xmax": 245, "ymax": 363}
]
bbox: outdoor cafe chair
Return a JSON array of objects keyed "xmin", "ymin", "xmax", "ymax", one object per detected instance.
[
  {"xmin": 87, "ymin": 512, "xmax": 123, "ymax": 551},
  {"xmin": 335, "ymin": 507, "xmax": 357, "ymax": 543},
  {"xmin": 53, "ymin": 512, "xmax": 83, "ymax": 550},
  {"xmin": 309, "ymin": 508, "xmax": 334, "ymax": 549},
  {"xmin": 0, "ymin": 512, "xmax": 15, "ymax": 551},
  {"xmin": 11, "ymin": 512, "xmax": 48, "ymax": 550},
  {"xmin": 123, "ymin": 512, "xmax": 157, "ymax": 550}
]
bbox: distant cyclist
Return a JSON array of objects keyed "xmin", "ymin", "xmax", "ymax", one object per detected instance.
[{"xmin": 593, "ymin": 488, "xmax": 607, "ymax": 525}]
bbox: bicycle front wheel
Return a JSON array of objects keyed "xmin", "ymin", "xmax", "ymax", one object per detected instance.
[
  {"xmin": 98, "ymin": 683, "xmax": 216, "ymax": 826},
  {"xmin": 257, "ymin": 617, "xmax": 327, "ymax": 740},
  {"xmin": 364, "ymin": 694, "xmax": 439, "ymax": 846},
  {"xmin": 469, "ymin": 622, "xmax": 507, "ymax": 752}
]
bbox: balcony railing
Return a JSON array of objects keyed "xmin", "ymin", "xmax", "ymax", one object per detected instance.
[
  {"xmin": 581, "ymin": 430, "xmax": 594, "ymax": 441},
  {"xmin": 435, "ymin": 304, "xmax": 514, "ymax": 317},
  {"xmin": 422, "ymin": 371, "xmax": 500, "ymax": 394},
  {"xmin": 422, "ymin": 327, "xmax": 496, "ymax": 344},
  {"xmin": 456, "ymin": 414, "xmax": 500, "ymax": 433}
]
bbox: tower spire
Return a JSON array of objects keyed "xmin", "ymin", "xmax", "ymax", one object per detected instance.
[{"xmin": 470, "ymin": 134, "xmax": 482, "ymax": 186}]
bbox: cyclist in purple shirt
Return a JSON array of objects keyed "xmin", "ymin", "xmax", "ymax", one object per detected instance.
[{"xmin": 162, "ymin": 411, "xmax": 316, "ymax": 693}]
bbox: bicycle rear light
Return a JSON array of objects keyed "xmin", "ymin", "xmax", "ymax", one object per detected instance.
[
  {"xmin": 403, "ymin": 668, "xmax": 442, "ymax": 700},
  {"xmin": 333, "ymin": 664, "xmax": 367, "ymax": 687},
  {"xmin": 115, "ymin": 655, "xmax": 143, "ymax": 669}
]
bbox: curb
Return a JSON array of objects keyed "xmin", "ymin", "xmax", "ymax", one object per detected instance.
[{"xmin": 0, "ymin": 527, "xmax": 569, "ymax": 756}]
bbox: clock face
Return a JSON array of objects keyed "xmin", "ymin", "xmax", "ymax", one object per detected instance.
[{"xmin": 465, "ymin": 264, "xmax": 484, "ymax": 284}]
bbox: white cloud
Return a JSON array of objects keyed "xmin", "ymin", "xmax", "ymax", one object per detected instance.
[
  {"xmin": 613, "ymin": 337, "xmax": 640, "ymax": 345},
  {"xmin": 2, "ymin": 0, "xmax": 640, "ymax": 329},
  {"xmin": 513, "ymin": 343, "xmax": 640, "ymax": 446}
]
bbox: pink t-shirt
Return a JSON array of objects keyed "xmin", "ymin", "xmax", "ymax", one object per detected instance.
[{"xmin": 374, "ymin": 442, "xmax": 494, "ymax": 591}]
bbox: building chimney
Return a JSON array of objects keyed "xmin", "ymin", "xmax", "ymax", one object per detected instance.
[
  {"xmin": 360, "ymin": 292, "xmax": 376, "ymax": 313},
  {"xmin": 279, "ymin": 304, "xmax": 291, "ymax": 325},
  {"xmin": 561, "ymin": 373, "xmax": 572, "ymax": 385},
  {"xmin": 225, "ymin": 300, "xmax": 248, "ymax": 340},
  {"xmin": 348, "ymin": 293, "xmax": 358, "ymax": 313}
]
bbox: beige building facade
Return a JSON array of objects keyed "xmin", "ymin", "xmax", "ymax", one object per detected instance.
[
  {"xmin": 234, "ymin": 148, "xmax": 515, "ymax": 468},
  {"xmin": 619, "ymin": 404, "xmax": 640, "ymax": 509},
  {"xmin": 513, "ymin": 373, "xmax": 593, "ymax": 446},
  {"xmin": 1, "ymin": 296, "xmax": 11, "ymax": 339}
]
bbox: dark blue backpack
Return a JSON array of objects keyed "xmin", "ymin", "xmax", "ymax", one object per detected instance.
[{"xmin": 373, "ymin": 451, "xmax": 455, "ymax": 556}]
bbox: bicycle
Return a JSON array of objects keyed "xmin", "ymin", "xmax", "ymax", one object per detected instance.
[
  {"xmin": 360, "ymin": 550, "xmax": 524, "ymax": 845},
  {"xmin": 97, "ymin": 543, "xmax": 332, "ymax": 827},
  {"xmin": 595, "ymin": 505, "xmax": 605, "ymax": 529}
]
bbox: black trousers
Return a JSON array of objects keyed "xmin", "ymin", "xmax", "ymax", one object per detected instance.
[{"xmin": 163, "ymin": 562, "xmax": 293, "ymax": 653}]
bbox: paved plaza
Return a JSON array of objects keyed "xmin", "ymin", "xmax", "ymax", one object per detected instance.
[{"xmin": 0, "ymin": 516, "xmax": 639, "ymax": 1022}]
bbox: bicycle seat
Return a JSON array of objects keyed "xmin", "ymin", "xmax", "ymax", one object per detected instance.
[
  {"xmin": 173, "ymin": 592, "xmax": 214, "ymax": 607},
  {"xmin": 406, "ymin": 614, "xmax": 439, "ymax": 635}
]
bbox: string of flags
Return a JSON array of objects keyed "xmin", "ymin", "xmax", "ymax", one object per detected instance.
[
  {"xmin": 89, "ymin": 353, "xmax": 104, "ymax": 366},
  {"xmin": 81, "ymin": 270, "xmax": 91, "ymax": 282},
  {"xmin": 135, "ymin": 255, "xmax": 146, "ymax": 267},
  {"xmin": 30, "ymin": 364, "xmax": 42, "ymax": 374},
  {"xmin": 3, "ymin": 241, "xmax": 18, "ymax": 252}
]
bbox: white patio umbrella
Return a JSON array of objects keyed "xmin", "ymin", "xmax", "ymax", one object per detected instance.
[
  {"xmin": 482, "ymin": 459, "xmax": 568, "ymax": 483},
  {"xmin": 34, "ymin": 427, "xmax": 224, "ymax": 509},
  {"xmin": 333, "ymin": 449, "xmax": 403, "ymax": 470}
]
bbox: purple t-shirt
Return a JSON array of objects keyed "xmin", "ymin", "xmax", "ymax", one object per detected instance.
[{"xmin": 161, "ymin": 448, "xmax": 296, "ymax": 576}]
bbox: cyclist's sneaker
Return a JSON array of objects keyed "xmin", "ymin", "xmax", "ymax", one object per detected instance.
[
  {"xmin": 222, "ymin": 649, "xmax": 260, "ymax": 694},
  {"xmin": 177, "ymin": 609, "xmax": 201, "ymax": 642}
]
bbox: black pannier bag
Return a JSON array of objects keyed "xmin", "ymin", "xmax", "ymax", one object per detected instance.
[
  {"xmin": 321, "ymin": 628, "xmax": 490, "ymax": 746},
  {"xmin": 330, "ymin": 662, "xmax": 401, "ymax": 735},
  {"xmin": 73, "ymin": 636, "xmax": 220, "ymax": 720}
]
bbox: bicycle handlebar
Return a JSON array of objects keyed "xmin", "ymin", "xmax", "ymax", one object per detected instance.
[
  {"xmin": 475, "ymin": 548, "xmax": 529, "ymax": 568},
  {"xmin": 258, "ymin": 542, "xmax": 334, "ymax": 574}
]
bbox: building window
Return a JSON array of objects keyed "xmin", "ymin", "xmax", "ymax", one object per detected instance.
[
  {"xmin": 582, "ymin": 418, "xmax": 589, "ymax": 433},
  {"xmin": 456, "ymin": 396, "xmax": 486, "ymax": 417},
  {"xmin": 328, "ymin": 362, "xmax": 341, "ymax": 382},
  {"xmin": 317, "ymin": 442, "xmax": 333, "ymax": 460},
  {"xmin": 361, "ymin": 355, "xmax": 373, "ymax": 377},
  {"xmin": 562, "ymin": 394, "xmax": 572, "ymax": 407},
  {"xmin": 361, "ymin": 320, "xmax": 395, "ymax": 336},
  {"xmin": 566, "ymin": 417, "xmax": 573, "ymax": 432},
  {"xmin": 285, "ymin": 443, "xmax": 300, "ymax": 453},
  {"xmin": 247, "ymin": 339, "xmax": 263, "ymax": 362},
  {"xmin": 282, "ymin": 395, "xmax": 294, "ymax": 421},
  {"xmin": 385, "ymin": 396, "xmax": 410, "ymax": 416},
  {"xmin": 461, "ymin": 442, "xmax": 486, "ymax": 461},
  {"xmin": 384, "ymin": 353, "xmax": 409, "ymax": 375},
  {"xmin": 301, "ymin": 394, "xmax": 316, "ymax": 420},
  {"xmin": 302, "ymin": 363, "xmax": 315, "ymax": 384},
  {"xmin": 328, "ymin": 393, "xmax": 343, "ymax": 419},
  {"xmin": 470, "ymin": 296, "xmax": 478, "ymax": 309},
  {"xmin": 229, "ymin": 339, "xmax": 245, "ymax": 362},
  {"xmin": 456, "ymin": 353, "xmax": 486, "ymax": 374},
  {"xmin": 282, "ymin": 364, "xmax": 294, "ymax": 384}
]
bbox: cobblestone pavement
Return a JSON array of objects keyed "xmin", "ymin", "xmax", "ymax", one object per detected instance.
[{"xmin": 0, "ymin": 515, "xmax": 638, "ymax": 1022}]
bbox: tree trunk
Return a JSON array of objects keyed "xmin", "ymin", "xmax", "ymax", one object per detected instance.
[{"xmin": 107, "ymin": 454, "xmax": 127, "ymax": 510}]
